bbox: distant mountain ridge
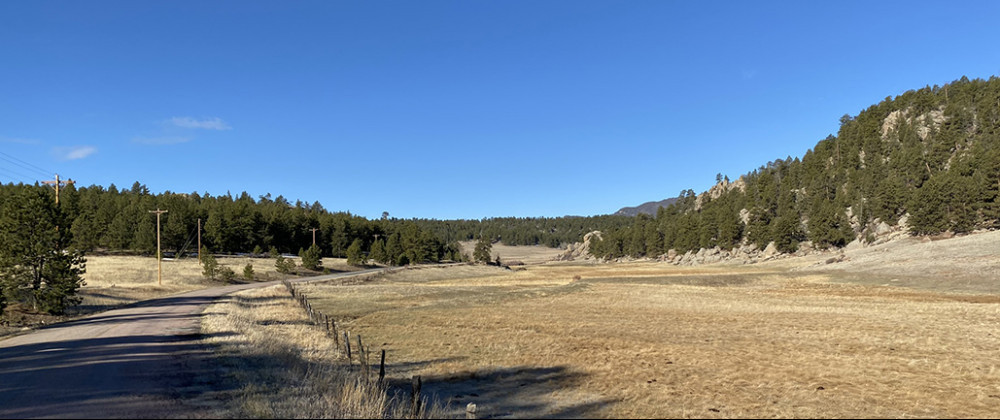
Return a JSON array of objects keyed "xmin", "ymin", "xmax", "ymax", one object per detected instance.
[{"xmin": 615, "ymin": 197, "xmax": 680, "ymax": 217}]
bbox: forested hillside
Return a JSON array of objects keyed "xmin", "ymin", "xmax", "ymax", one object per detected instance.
[
  {"xmin": 590, "ymin": 76, "xmax": 1000, "ymax": 259},
  {"xmin": 614, "ymin": 197, "xmax": 680, "ymax": 217}
]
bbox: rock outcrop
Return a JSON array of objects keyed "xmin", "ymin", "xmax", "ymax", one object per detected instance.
[{"xmin": 555, "ymin": 231, "xmax": 602, "ymax": 261}]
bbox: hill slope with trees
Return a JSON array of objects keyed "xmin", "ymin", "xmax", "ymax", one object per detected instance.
[{"xmin": 590, "ymin": 76, "xmax": 1000, "ymax": 259}]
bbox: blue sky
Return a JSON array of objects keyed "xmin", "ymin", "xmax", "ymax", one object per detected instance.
[{"xmin": 2, "ymin": 1, "xmax": 999, "ymax": 220}]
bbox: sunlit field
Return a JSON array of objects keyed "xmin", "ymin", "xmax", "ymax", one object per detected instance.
[
  {"xmin": 277, "ymin": 262, "xmax": 1000, "ymax": 418},
  {"xmin": 69, "ymin": 255, "xmax": 361, "ymax": 316}
]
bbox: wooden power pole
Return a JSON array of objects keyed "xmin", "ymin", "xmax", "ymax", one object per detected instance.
[
  {"xmin": 197, "ymin": 218, "xmax": 202, "ymax": 264},
  {"xmin": 42, "ymin": 173, "xmax": 75, "ymax": 205},
  {"xmin": 310, "ymin": 228, "xmax": 319, "ymax": 246},
  {"xmin": 149, "ymin": 208, "xmax": 168, "ymax": 286}
]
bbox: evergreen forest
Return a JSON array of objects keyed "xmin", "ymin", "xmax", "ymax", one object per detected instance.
[{"xmin": 0, "ymin": 182, "xmax": 631, "ymax": 266}]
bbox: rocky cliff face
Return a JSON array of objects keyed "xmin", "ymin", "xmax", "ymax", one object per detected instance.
[{"xmin": 555, "ymin": 231, "xmax": 602, "ymax": 261}]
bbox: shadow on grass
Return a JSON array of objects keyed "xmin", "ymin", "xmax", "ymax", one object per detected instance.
[
  {"xmin": 386, "ymin": 365, "xmax": 616, "ymax": 419},
  {"xmin": 582, "ymin": 272, "xmax": 789, "ymax": 287}
]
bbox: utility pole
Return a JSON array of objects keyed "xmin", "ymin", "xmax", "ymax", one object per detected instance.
[
  {"xmin": 198, "ymin": 217, "xmax": 201, "ymax": 264},
  {"xmin": 42, "ymin": 173, "xmax": 75, "ymax": 206},
  {"xmin": 43, "ymin": 174, "xmax": 75, "ymax": 247},
  {"xmin": 197, "ymin": 218, "xmax": 202, "ymax": 264},
  {"xmin": 310, "ymin": 228, "xmax": 319, "ymax": 247},
  {"xmin": 149, "ymin": 208, "xmax": 168, "ymax": 286}
]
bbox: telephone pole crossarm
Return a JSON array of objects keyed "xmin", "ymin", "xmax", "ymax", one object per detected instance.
[{"xmin": 42, "ymin": 173, "xmax": 75, "ymax": 205}]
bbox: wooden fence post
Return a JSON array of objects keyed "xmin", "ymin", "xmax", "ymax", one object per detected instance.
[
  {"xmin": 411, "ymin": 375, "xmax": 422, "ymax": 417},
  {"xmin": 344, "ymin": 331, "xmax": 352, "ymax": 362},
  {"xmin": 357, "ymin": 335, "xmax": 366, "ymax": 375},
  {"xmin": 378, "ymin": 349, "xmax": 386, "ymax": 384}
]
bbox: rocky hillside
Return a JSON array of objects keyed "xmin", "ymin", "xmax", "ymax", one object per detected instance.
[{"xmin": 587, "ymin": 75, "xmax": 1000, "ymax": 261}]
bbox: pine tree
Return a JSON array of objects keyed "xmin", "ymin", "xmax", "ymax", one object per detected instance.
[
  {"xmin": 0, "ymin": 186, "xmax": 87, "ymax": 315},
  {"xmin": 346, "ymin": 238, "xmax": 365, "ymax": 266},
  {"xmin": 369, "ymin": 239, "xmax": 388, "ymax": 265},
  {"xmin": 770, "ymin": 214, "xmax": 803, "ymax": 253},
  {"xmin": 299, "ymin": 245, "xmax": 322, "ymax": 271},
  {"xmin": 201, "ymin": 247, "xmax": 219, "ymax": 280},
  {"xmin": 474, "ymin": 235, "xmax": 493, "ymax": 264},
  {"xmin": 275, "ymin": 254, "xmax": 296, "ymax": 275}
]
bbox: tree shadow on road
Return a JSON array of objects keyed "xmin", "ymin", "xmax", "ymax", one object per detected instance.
[{"xmin": 0, "ymin": 332, "xmax": 239, "ymax": 419}]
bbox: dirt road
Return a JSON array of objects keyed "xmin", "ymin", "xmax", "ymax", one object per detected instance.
[{"xmin": 0, "ymin": 270, "xmax": 382, "ymax": 418}]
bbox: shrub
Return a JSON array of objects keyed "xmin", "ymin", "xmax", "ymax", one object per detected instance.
[
  {"xmin": 243, "ymin": 263, "xmax": 255, "ymax": 281},
  {"xmin": 275, "ymin": 255, "xmax": 296, "ymax": 275},
  {"xmin": 202, "ymin": 248, "xmax": 219, "ymax": 280},
  {"xmin": 219, "ymin": 266, "xmax": 237, "ymax": 283}
]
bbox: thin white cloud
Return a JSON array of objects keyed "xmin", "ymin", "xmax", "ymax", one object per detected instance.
[
  {"xmin": 132, "ymin": 136, "xmax": 193, "ymax": 145},
  {"xmin": 169, "ymin": 116, "xmax": 232, "ymax": 130},
  {"xmin": 53, "ymin": 146, "xmax": 97, "ymax": 161},
  {"xmin": 0, "ymin": 136, "xmax": 41, "ymax": 144}
]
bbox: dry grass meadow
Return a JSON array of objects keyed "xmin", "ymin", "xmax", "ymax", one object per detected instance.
[
  {"xmin": 457, "ymin": 241, "xmax": 568, "ymax": 265},
  {"xmin": 258, "ymin": 256, "xmax": 1000, "ymax": 418},
  {"xmin": 38, "ymin": 235, "xmax": 999, "ymax": 418},
  {"xmin": 68, "ymin": 255, "xmax": 363, "ymax": 317}
]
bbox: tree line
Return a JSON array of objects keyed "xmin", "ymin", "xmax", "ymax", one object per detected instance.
[
  {"xmin": 590, "ymin": 76, "xmax": 1000, "ymax": 259},
  {"xmin": 3, "ymin": 182, "xmax": 468, "ymax": 264},
  {"xmin": 408, "ymin": 215, "xmax": 633, "ymax": 248}
]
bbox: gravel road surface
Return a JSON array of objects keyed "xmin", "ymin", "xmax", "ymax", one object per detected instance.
[{"xmin": 0, "ymin": 270, "xmax": 381, "ymax": 418}]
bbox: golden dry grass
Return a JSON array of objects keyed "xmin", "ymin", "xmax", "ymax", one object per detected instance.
[
  {"xmin": 293, "ymin": 262, "xmax": 1000, "ymax": 418},
  {"xmin": 201, "ymin": 285, "xmax": 444, "ymax": 418},
  {"xmin": 70, "ymin": 255, "xmax": 360, "ymax": 317},
  {"xmin": 457, "ymin": 241, "xmax": 567, "ymax": 265}
]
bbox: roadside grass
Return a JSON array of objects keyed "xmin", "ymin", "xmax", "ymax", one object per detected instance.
[{"xmin": 201, "ymin": 285, "xmax": 445, "ymax": 418}]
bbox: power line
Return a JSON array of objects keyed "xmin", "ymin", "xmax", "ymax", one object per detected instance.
[
  {"xmin": 0, "ymin": 172, "xmax": 21, "ymax": 183},
  {"xmin": 0, "ymin": 167, "xmax": 35, "ymax": 183},
  {"xmin": 0, "ymin": 151, "xmax": 51, "ymax": 178}
]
